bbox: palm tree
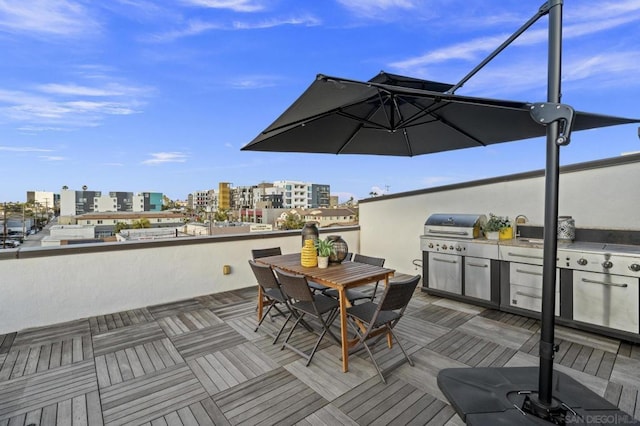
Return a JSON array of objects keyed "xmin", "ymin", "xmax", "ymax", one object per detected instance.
[
  {"xmin": 131, "ymin": 218, "xmax": 151, "ymax": 229},
  {"xmin": 114, "ymin": 222, "xmax": 129, "ymax": 233},
  {"xmin": 281, "ymin": 212, "xmax": 305, "ymax": 230},
  {"xmin": 214, "ymin": 209, "xmax": 229, "ymax": 222}
]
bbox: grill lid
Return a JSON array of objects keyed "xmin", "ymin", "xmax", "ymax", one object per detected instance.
[{"xmin": 424, "ymin": 213, "xmax": 487, "ymax": 239}]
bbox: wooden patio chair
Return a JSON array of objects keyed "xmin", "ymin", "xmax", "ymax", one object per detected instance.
[
  {"xmin": 346, "ymin": 274, "xmax": 421, "ymax": 383},
  {"xmin": 275, "ymin": 268, "xmax": 341, "ymax": 366}
]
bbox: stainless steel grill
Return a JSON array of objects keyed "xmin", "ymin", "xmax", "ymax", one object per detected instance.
[
  {"xmin": 423, "ymin": 213, "xmax": 486, "ymax": 240},
  {"xmin": 421, "ymin": 213, "xmax": 498, "ymax": 304}
]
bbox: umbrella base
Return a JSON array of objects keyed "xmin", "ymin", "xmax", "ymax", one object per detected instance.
[{"xmin": 437, "ymin": 366, "xmax": 639, "ymax": 425}]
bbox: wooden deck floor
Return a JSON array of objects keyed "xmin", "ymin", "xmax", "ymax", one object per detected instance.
[{"xmin": 1, "ymin": 283, "xmax": 640, "ymax": 425}]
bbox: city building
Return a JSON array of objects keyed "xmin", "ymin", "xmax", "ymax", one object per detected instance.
[
  {"xmin": 273, "ymin": 180, "xmax": 330, "ymax": 209},
  {"xmin": 60, "ymin": 189, "xmax": 164, "ymax": 217},
  {"xmin": 218, "ymin": 182, "xmax": 231, "ymax": 211},
  {"xmin": 26, "ymin": 191, "xmax": 58, "ymax": 213}
]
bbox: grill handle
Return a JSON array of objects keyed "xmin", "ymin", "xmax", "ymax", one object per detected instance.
[
  {"xmin": 515, "ymin": 291, "xmax": 542, "ymax": 300},
  {"xmin": 432, "ymin": 257, "xmax": 458, "ymax": 264},
  {"xmin": 515, "ymin": 268, "xmax": 543, "ymax": 276},
  {"xmin": 467, "ymin": 262, "xmax": 488, "ymax": 268},
  {"xmin": 426, "ymin": 229, "xmax": 469, "ymax": 236},
  {"xmin": 508, "ymin": 252, "xmax": 544, "ymax": 260},
  {"xmin": 581, "ymin": 278, "xmax": 628, "ymax": 288}
]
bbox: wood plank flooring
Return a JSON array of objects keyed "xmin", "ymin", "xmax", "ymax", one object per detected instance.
[{"xmin": 1, "ymin": 282, "xmax": 639, "ymax": 425}]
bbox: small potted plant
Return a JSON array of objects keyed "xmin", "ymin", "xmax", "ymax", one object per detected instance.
[
  {"xmin": 315, "ymin": 237, "xmax": 335, "ymax": 268},
  {"xmin": 483, "ymin": 213, "xmax": 513, "ymax": 240}
]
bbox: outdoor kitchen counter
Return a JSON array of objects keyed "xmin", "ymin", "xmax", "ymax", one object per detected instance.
[{"xmin": 422, "ymin": 236, "xmax": 640, "ymax": 343}]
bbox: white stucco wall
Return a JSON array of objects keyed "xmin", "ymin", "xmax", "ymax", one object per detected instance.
[
  {"xmin": 358, "ymin": 155, "xmax": 640, "ymax": 278},
  {"xmin": 0, "ymin": 228, "xmax": 359, "ymax": 334}
]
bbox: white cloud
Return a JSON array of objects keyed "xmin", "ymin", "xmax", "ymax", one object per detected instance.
[
  {"xmin": 147, "ymin": 15, "xmax": 319, "ymax": 42},
  {"xmin": 228, "ymin": 75, "xmax": 280, "ymax": 89},
  {"xmin": 336, "ymin": 0, "xmax": 417, "ymax": 19},
  {"xmin": 39, "ymin": 155, "xmax": 66, "ymax": 161},
  {"xmin": 0, "ymin": 0, "xmax": 99, "ymax": 37},
  {"xmin": 180, "ymin": 0, "xmax": 266, "ymax": 13},
  {"xmin": 232, "ymin": 15, "xmax": 321, "ymax": 29},
  {"xmin": 37, "ymin": 82, "xmax": 150, "ymax": 97},
  {"xmin": 145, "ymin": 20, "xmax": 224, "ymax": 42},
  {"xmin": 0, "ymin": 69, "xmax": 152, "ymax": 131},
  {"xmin": 390, "ymin": 34, "xmax": 511, "ymax": 71},
  {"xmin": 387, "ymin": 1, "xmax": 640, "ymax": 96},
  {"xmin": 142, "ymin": 152, "xmax": 189, "ymax": 165},
  {"xmin": 0, "ymin": 146, "xmax": 53, "ymax": 152}
]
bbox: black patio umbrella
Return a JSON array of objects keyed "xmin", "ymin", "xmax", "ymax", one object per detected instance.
[
  {"xmin": 242, "ymin": 1, "xmax": 639, "ymax": 424},
  {"xmin": 242, "ymin": 73, "xmax": 634, "ymax": 157}
]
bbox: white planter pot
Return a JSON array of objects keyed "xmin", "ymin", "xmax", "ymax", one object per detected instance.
[
  {"xmin": 318, "ymin": 256, "xmax": 329, "ymax": 268},
  {"xmin": 485, "ymin": 231, "xmax": 499, "ymax": 240}
]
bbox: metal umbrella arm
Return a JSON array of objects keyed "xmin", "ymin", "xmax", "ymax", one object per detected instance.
[{"xmin": 448, "ymin": 1, "xmax": 552, "ymax": 94}]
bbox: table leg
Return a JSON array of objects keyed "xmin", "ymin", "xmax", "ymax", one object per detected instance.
[
  {"xmin": 257, "ymin": 286, "xmax": 264, "ymax": 322},
  {"xmin": 339, "ymin": 288, "xmax": 349, "ymax": 372}
]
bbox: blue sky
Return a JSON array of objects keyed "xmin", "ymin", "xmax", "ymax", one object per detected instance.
[{"xmin": 1, "ymin": 0, "xmax": 639, "ymax": 203}]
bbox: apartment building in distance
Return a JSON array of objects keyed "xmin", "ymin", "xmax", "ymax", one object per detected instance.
[
  {"xmin": 26, "ymin": 191, "xmax": 59, "ymax": 212},
  {"xmin": 272, "ymin": 180, "xmax": 330, "ymax": 209},
  {"xmin": 59, "ymin": 188, "xmax": 163, "ymax": 218}
]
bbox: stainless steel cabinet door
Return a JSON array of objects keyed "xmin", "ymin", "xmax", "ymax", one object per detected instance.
[
  {"xmin": 465, "ymin": 256, "xmax": 491, "ymax": 300},
  {"xmin": 509, "ymin": 263, "xmax": 560, "ymax": 315},
  {"xmin": 573, "ymin": 270, "xmax": 639, "ymax": 333},
  {"xmin": 428, "ymin": 253, "xmax": 462, "ymax": 294}
]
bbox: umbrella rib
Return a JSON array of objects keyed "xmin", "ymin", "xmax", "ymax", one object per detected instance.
[
  {"xmin": 395, "ymin": 97, "xmax": 488, "ymax": 147},
  {"xmin": 336, "ymin": 123, "xmax": 363, "ymax": 154},
  {"xmin": 336, "ymin": 89, "xmax": 391, "ymax": 154},
  {"xmin": 391, "ymin": 94, "xmax": 414, "ymax": 156},
  {"xmin": 431, "ymin": 111, "xmax": 488, "ymax": 146}
]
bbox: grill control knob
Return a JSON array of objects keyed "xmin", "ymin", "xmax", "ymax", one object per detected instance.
[
  {"xmin": 577, "ymin": 258, "xmax": 588, "ymax": 266},
  {"xmin": 428, "ymin": 243, "xmax": 434, "ymax": 248},
  {"xmin": 441, "ymin": 244, "xmax": 448, "ymax": 250},
  {"xmin": 602, "ymin": 260, "xmax": 613, "ymax": 269},
  {"xmin": 456, "ymin": 246, "xmax": 462, "ymax": 251},
  {"xmin": 630, "ymin": 264, "xmax": 640, "ymax": 272}
]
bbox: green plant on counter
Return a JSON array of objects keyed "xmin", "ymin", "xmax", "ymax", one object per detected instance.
[
  {"xmin": 315, "ymin": 237, "xmax": 335, "ymax": 257},
  {"xmin": 483, "ymin": 213, "xmax": 512, "ymax": 232}
]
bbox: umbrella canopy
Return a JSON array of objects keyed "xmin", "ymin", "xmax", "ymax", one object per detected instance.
[
  {"xmin": 368, "ymin": 70, "xmax": 454, "ymax": 92},
  {"xmin": 242, "ymin": 74, "xmax": 638, "ymax": 156}
]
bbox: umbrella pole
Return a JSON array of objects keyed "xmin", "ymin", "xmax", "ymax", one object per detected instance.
[{"xmin": 537, "ymin": 0, "xmax": 563, "ymax": 409}]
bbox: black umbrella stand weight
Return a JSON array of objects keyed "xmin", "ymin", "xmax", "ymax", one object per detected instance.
[{"xmin": 437, "ymin": 1, "xmax": 640, "ymax": 424}]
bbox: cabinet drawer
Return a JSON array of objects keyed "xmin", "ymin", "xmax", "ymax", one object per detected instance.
[
  {"xmin": 510, "ymin": 263, "xmax": 544, "ymax": 289},
  {"xmin": 510, "ymin": 284, "xmax": 560, "ymax": 315},
  {"xmin": 573, "ymin": 271, "xmax": 639, "ymax": 333}
]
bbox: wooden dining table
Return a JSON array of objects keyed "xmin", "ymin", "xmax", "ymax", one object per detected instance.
[{"xmin": 255, "ymin": 253, "xmax": 395, "ymax": 372}]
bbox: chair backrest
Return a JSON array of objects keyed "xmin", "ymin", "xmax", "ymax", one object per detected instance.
[
  {"xmin": 251, "ymin": 247, "xmax": 282, "ymax": 259},
  {"xmin": 274, "ymin": 269, "xmax": 314, "ymax": 302},
  {"xmin": 248, "ymin": 260, "xmax": 280, "ymax": 291},
  {"xmin": 378, "ymin": 275, "xmax": 421, "ymax": 312},
  {"xmin": 352, "ymin": 253, "xmax": 385, "ymax": 267}
]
